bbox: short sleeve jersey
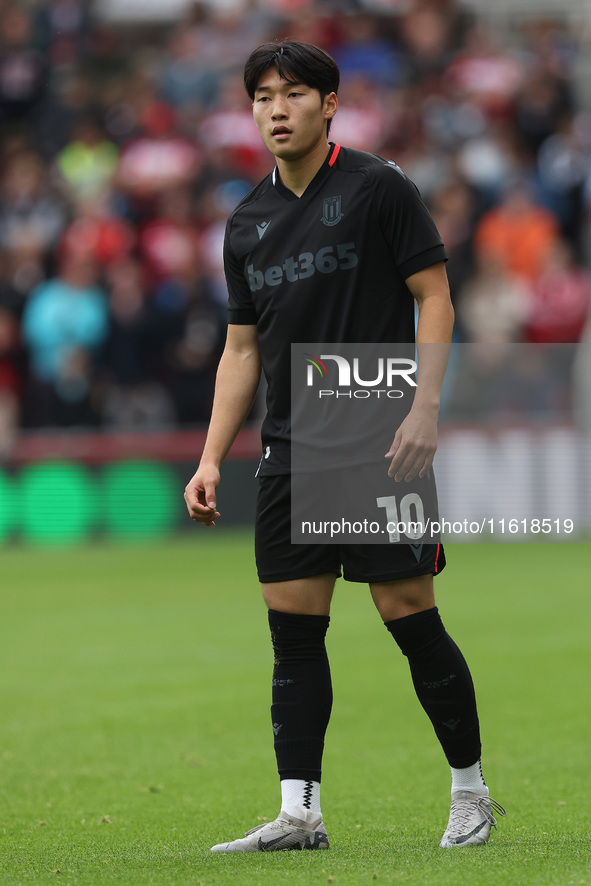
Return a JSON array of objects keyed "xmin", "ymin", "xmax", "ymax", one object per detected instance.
[{"xmin": 223, "ymin": 143, "xmax": 447, "ymax": 475}]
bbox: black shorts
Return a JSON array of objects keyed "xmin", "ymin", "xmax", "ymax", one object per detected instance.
[{"xmin": 255, "ymin": 470, "xmax": 446, "ymax": 584}]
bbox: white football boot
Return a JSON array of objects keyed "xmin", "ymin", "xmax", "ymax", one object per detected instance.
[
  {"xmin": 210, "ymin": 813, "xmax": 329, "ymax": 853},
  {"xmin": 440, "ymin": 791, "xmax": 506, "ymax": 847}
]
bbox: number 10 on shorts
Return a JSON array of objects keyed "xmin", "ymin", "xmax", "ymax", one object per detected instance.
[{"xmin": 377, "ymin": 493, "xmax": 427, "ymax": 543}]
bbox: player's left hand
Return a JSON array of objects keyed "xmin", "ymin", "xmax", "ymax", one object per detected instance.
[{"xmin": 385, "ymin": 406, "xmax": 438, "ymax": 482}]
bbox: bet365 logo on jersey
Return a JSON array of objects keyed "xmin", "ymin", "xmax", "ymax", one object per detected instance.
[{"xmin": 247, "ymin": 242, "xmax": 358, "ymax": 291}]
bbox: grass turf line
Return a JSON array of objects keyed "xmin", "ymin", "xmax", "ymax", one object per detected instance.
[{"xmin": 0, "ymin": 535, "xmax": 589, "ymax": 885}]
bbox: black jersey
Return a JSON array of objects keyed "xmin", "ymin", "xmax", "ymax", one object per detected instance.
[{"xmin": 223, "ymin": 143, "xmax": 447, "ymax": 474}]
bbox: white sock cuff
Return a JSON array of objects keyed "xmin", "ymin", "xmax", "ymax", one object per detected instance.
[
  {"xmin": 280, "ymin": 778, "xmax": 322, "ymax": 817},
  {"xmin": 450, "ymin": 760, "xmax": 488, "ymax": 796}
]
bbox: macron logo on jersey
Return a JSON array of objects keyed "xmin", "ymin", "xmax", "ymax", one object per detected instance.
[{"xmin": 257, "ymin": 220, "xmax": 271, "ymax": 240}]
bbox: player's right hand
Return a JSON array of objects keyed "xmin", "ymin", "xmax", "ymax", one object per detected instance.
[{"xmin": 184, "ymin": 465, "xmax": 221, "ymax": 526}]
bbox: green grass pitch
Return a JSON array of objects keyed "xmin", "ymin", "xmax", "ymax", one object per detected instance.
[{"xmin": 0, "ymin": 534, "xmax": 589, "ymax": 885}]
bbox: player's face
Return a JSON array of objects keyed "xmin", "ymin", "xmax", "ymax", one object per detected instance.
[{"xmin": 252, "ymin": 70, "xmax": 337, "ymax": 162}]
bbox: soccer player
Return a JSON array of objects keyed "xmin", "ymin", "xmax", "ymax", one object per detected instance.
[{"xmin": 184, "ymin": 39, "xmax": 505, "ymax": 852}]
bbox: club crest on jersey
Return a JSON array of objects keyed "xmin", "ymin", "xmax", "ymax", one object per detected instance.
[{"xmin": 321, "ymin": 196, "xmax": 343, "ymax": 227}]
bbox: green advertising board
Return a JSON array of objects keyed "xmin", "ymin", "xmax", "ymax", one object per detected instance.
[
  {"xmin": 0, "ymin": 459, "xmax": 257, "ymax": 544},
  {"xmin": 0, "ymin": 461, "xmax": 178, "ymax": 544}
]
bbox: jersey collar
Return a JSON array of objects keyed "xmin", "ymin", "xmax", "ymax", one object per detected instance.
[{"xmin": 272, "ymin": 143, "xmax": 341, "ymax": 201}]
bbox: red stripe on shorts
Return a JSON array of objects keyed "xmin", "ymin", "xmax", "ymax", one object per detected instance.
[{"xmin": 434, "ymin": 543, "xmax": 441, "ymax": 574}]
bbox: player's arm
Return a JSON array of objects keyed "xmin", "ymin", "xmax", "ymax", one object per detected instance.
[
  {"xmin": 385, "ymin": 261, "xmax": 454, "ymax": 481},
  {"xmin": 184, "ymin": 323, "xmax": 261, "ymax": 525}
]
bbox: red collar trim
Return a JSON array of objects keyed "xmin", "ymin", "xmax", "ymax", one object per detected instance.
[{"xmin": 328, "ymin": 143, "xmax": 341, "ymax": 167}]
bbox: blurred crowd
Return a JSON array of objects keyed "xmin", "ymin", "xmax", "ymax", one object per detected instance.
[{"xmin": 1, "ymin": 0, "xmax": 591, "ymax": 453}]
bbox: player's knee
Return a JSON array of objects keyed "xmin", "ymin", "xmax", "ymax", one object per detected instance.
[
  {"xmin": 268, "ymin": 609, "xmax": 331, "ymax": 665},
  {"xmin": 261, "ymin": 576, "xmax": 335, "ymax": 615},
  {"xmin": 370, "ymin": 574, "xmax": 435, "ymax": 621}
]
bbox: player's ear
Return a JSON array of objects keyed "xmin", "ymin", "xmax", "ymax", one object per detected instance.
[{"xmin": 323, "ymin": 92, "xmax": 338, "ymax": 121}]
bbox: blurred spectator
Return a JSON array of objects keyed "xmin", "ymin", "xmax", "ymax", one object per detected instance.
[
  {"xmin": 98, "ymin": 256, "xmax": 177, "ymax": 430},
  {"xmin": 157, "ymin": 278, "xmax": 226, "ymax": 424},
  {"xmin": 0, "ymin": 247, "xmax": 27, "ymax": 317},
  {"xmin": 332, "ymin": 14, "xmax": 401, "ymax": 88},
  {"xmin": 0, "ymin": 4, "xmax": 47, "ymax": 130},
  {"xmin": 330, "ymin": 75, "xmax": 388, "ymax": 153},
  {"xmin": 399, "ymin": 1, "xmax": 456, "ymax": 85},
  {"xmin": 100, "ymin": 257, "xmax": 149, "ymax": 388},
  {"xmin": 429, "ymin": 176, "xmax": 478, "ymax": 301},
  {"xmin": 514, "ymin": 70, "xmax": 571, "ymax": 156},
  {"xmin": 520, "ymin": 16, "xmax": 578, "ymax": 81},
  {"xmin": 196, "ymin": 178, "xmax": 254, "ymax": 306},
  {"xmin": 0, "ymin": 150, "xmax": 67, "ymax": 256},
  {"xmin": 274, "ymin": 8, "xmax": 339, "ymax": 52},
  {"xmin": 445, "ymin": 22, "xmax": 526, "ymax": 122},
  {"xmin": 522, "ymin": 239, "xmax": 591, "ymax": 343},
  {"xmin": 535, "ymin": 112, "xmax": 590, "ymax": 241},
  {"xmin": 21, "ymin": 251, "xmax": 108, "ymax": 427},
  {"xmin": 35, "ymin": 72, "xmax": 99, "ymax": 158},
  {"xmin": 456, "ymin": 251, "xmax": 531, "ymax": 343},
  {"xmin": 138, "ymin": 185, "xmax": 201, "ymax": 284},
  {"xmin": 454, "ymin": 124, "xmax": 525, "ymax": 206},
  {"xmin": 1, "ymin": 241, "xmax": 45, "ymax": 313},
  {"xmin": 0, "ymin": 305, "xmax": 21, "ymax": 456},
  {"xmin": 148, "ymin": 240, "xmax": 226, "ymax": 424},
  {"xmin": 473, "ymin": 178, "xmax": 560, "ymax": 281},
  {"xmin": 36, "ymin": 0, "xmax": 92, "ymax": 69},
  {"xmin": 59, "ymin": 193, "xmax": 136, "ymax": 268},
  {"xmin": 159, "ymin": 21, "xmax": 219, "ymax": 112},
  {"xmin": 115, "ymin": 100, "xmax": 202, "ymax": 208},
  {"xmin": 573, "ymin": 310, "xmax": 591, "ymax": 429},
  {"xmin": 197, "ymin": 74, "xmax": 268, "ymax": 177},
  {"xmin": 56, "ymin": 117, "xmax": 119, "ymax": 201}
]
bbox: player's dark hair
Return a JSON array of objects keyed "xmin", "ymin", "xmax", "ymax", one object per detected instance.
[{"xmin": 244, "ymin": 40, "xmax": 340, "ymax": 136}]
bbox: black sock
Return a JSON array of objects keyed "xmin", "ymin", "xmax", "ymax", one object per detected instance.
[
  {"xmin": 385, "ymin": 607, "xmax": 481, "ymax": 768},
  {"xmin": 268, "ymin": 609, "xmax": 332, "ymax": 782}
]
